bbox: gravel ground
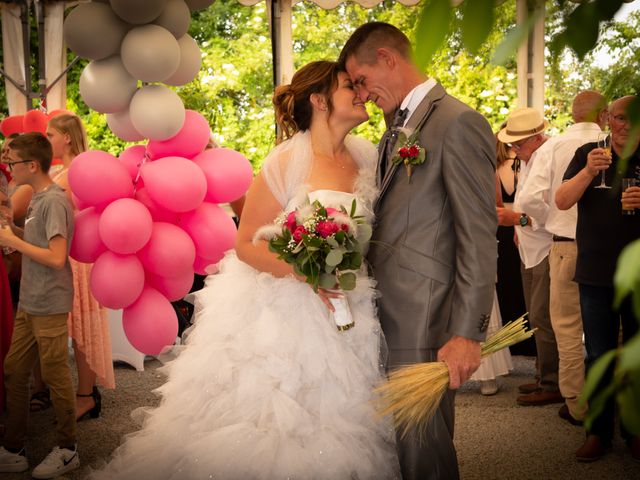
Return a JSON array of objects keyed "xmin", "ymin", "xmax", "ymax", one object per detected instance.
[{"xmin": 1, "ymin": 355, "xmax": 638, "ymax": 480}]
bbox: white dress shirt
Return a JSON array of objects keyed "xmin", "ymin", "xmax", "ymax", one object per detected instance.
[
  {"xmin": 514, "ymin": 149, "xmax": 553, "ymax": 269},
  {"xmin": 518, "ymin": 123, "xmax": 602, "ymax": 239},
  {"xmin": 398, "ymin": 78, "xmax": 438, "ymax": 127}
]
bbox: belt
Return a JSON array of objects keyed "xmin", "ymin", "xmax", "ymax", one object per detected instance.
[{"xmin": 552, "ymin": 235, "xmax": 574, "ymax": 242}]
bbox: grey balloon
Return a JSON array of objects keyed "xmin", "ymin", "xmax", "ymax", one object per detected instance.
[
  {"xmin": 110, "ymin": 0, "xmax": 168, "ymax": 25},
  {"xmin": 129, "ymin": 86, "xmax": 185, "ymax": 141},
  {"xmin": 63, "ymin": 3, "xmax": 129, "ymax": 60},
  {"xmin": 184, "ymin": 0, "xmax": 215, "ymax": 12},
  {"xmin": 79, "ymin": 56, "xmax": 138, "ymax": 114},
  {"xmin": 121, "ymin": 25, "xmax": 181, "ymax": 83},
  {"xmin": 154, "ymin": 0, "xmax": 191, "ymax": 39},
  {"xmin": 107, "ymin": 108, "xmax": 145, "ymax": 142},
  {"xmin": 163, "ymin": 35, "xmax": 202, "ymax": 86}
]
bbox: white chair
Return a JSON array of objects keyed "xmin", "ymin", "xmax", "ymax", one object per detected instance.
[{"xmin": 107, "ymin": 309, "xmax": 146, "ymax": 372}]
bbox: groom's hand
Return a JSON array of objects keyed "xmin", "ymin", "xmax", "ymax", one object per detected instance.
[{"xmin": 437, "ymin": 336, "xmax": 481, "ymax": 389}]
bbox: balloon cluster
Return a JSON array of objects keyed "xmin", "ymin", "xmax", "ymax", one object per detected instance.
[
  {"xmin": 0, "ymin": 109, "xmax": 72, "ymax": 137},
  {"xmin": 68, "ymin": 110, "xmax": 253, "ymax": 355},
  {"xmin": 64, "ymin": 0, "xmax": 215, "ymax": 141}
]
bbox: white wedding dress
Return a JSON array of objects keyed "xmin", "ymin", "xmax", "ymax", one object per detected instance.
[{"xmin": 92, "ymin": 132, "xmax": 400, "ymax": 480}]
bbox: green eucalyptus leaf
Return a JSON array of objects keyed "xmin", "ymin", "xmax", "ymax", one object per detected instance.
[
  {"xmin": 414, "ymin": 0, "xmax": 452, "ymax": 70},
  {"xmin": 350, "ymin": 198, "xmax": 357, "ymax": 217},
  {"xmin": 356, "ymin": 223, "xmax": 372, "ymax": 245},
  {"xmin": 326, "ymin": 236, "xmax": 339, "ymax": 248},
  {"xmin": 326, "ymin": 249, "xmax": 344, "ymax": 267},
  {"xmin": 338, "ymin": 272, "xmax": 356, "ymax": 291},
  {"xmin": 319, "ymin": 273, "xmax": 337, "ymax": 290},
  {"xmin": 461, "ymin": 0, "xmax": 495, "ymax": 55}
]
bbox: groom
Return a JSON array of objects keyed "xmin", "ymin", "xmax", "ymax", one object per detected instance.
[{"xmin": 339, "ymin": 23, "xmax": 497, "ymax": 479}]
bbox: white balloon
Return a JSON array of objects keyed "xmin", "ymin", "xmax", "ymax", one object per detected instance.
[
  {"xmin": 154, "ymin": 0, "xmax": 191, "ymax": 39},
  {"xmin": 163, "ymin": 35, "xmax": 202, "ymax": 86},
  {"xmin": 184, "ymin": 0, "xmax": 215, "ymax": 12},
  {"xmin": 107, "ymin": 108, "xmax": 145, "ymax": 142},
  {"xmin": 79, "ymin": 56, "xmax": 138, "ymax": 114},
  {"xmin": 63, "ymin": 3, "xmax": 129, "ymax": 60},
  {"xmin": 129, "ymin": 86, "xmax": 186, "ymax": 141},
  {"xmin": 110, "ymin": 0, "xmax": 168, "ymax": 25},
  {"xmin": 121, "ymin": 25, "xmax": 181, "ymax": 83}
]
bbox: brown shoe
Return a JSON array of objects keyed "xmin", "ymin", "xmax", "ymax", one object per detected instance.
[
  {"xmin": 576, "ymin": 435, "xmax": 609, "ymax": 462},
  {"xmin": 558, "ymin": 404, "xmax": 583, "ymax": 426},
  {"xmin": 517, "ymin": 389, "xmax": 564, "ymax": 406},
  {"xmin": 630, "ymin": 437, "xmax": 640, "ymax": 463},
  {"xmin": 518, "ymin": 382, "xmax": 540, "ymax": 394}
]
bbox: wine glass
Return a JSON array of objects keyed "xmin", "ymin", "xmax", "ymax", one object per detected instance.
[{"xmin": 594, "ymin": 133, "xmax": 612, "ymax": 189}]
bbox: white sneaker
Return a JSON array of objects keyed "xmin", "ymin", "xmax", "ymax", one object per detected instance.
[
  {"xmin": 480, "ymin": 379, "xmax": 499, "ymax": 396},
  {"xmin": 0, "ymin": 446, "xmax": 28, "ymax": 473},
  {"xmin": 32, "ymin": 446, "xmax": 79, "ymax": 479}
]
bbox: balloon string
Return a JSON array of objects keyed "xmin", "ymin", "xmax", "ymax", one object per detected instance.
[{"xmin": 133, "ymin": 149, "xmax": 150, "ymax": 194}]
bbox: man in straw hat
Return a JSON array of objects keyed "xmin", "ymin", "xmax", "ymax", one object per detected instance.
[
  {"xmin": 497, "ymin": 107, "xmax": 562, "ymax": 407},
  {"xmin": 518, "ymin": 91, "xmax": 608, "ymax": 427}
]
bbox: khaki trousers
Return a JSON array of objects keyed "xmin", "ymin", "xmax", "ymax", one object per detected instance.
[
  {"xmin": 521, "ymin": 256, "xmax": 559, "ymax": 391},
  {"xmin": 549, "ymin": 241, "xmax": 586, "ymax": 419},
  {"xmin": 4, "ymin": 310, "xmax": 76, "ymax": 449}
]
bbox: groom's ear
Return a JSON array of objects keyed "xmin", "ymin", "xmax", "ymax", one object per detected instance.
[
  {"xmin": 310, "ymin": 93, "xmax": 328, "ymax": 112},
  {"xmin": 376, "ymin": 48, "xmax": 396, "ymax": 70}
]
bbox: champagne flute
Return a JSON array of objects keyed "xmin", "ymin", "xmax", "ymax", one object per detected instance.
[{"xmin": 594, "ymin": 133, "xmax": 612, "ymax": 189}]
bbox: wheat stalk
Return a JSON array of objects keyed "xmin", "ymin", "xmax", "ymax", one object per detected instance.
[{"xmin": 374, "ymin": 314, "xmax": 535, "ymax": 439}]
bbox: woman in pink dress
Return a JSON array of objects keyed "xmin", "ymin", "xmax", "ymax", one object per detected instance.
[{"xmin": 46, "ymin": 114, "xmax": 115, "ymax": 419}]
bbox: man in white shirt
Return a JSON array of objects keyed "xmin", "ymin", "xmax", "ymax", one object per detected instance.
[
  {"xmin": 498, "ymin": 108, "xmax": 562, "ymax": 407},
  {"xmin": 518, "ymin": 92, "xmax": 607, "ymax": 425}
]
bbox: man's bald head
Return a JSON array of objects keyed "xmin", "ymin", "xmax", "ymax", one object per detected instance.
[
  {"xmin": 610, "ymin": 95, "xmax": 637, "ymax": 116},
  {"xmin": 572, "ymin": 90, "xmax": 607, "ymax": 126}
]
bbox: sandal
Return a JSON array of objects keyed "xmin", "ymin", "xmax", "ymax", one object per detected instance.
[{"xmin": 29, "ymin": 389, "xmax": 51, "ymax": 412}]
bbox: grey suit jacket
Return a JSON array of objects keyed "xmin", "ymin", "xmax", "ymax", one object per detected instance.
[{"xmin": 368, "ymin": 83, "xmax": 497, "ymax": 363}]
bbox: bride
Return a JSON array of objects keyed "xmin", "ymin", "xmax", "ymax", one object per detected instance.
[{"xmin": 93, "ymin": 60, "xmax": 400, "ymax": 479}]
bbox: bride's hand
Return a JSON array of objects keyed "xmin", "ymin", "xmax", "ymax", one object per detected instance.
[{"xmin": 317, "ymin": 287, "xmax": 341, "ymax": 312}]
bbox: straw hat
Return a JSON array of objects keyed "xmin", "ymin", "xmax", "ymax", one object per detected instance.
[{"xmin": 497, "ymin": 107, "xmax": 549, "ymax": 143}]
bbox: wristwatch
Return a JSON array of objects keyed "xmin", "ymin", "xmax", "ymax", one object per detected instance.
[{"xmin": 519, "ymin": 213, "xmax": 529, "ymax": 227}]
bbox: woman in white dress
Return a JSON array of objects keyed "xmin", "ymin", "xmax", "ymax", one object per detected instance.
[{"xmin": 93, "ymin": 60, "xmax": 400, "ymax": 480}]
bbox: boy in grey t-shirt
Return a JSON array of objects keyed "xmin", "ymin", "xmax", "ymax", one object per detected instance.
[{"xmin": 0, "ymin": 132, "xmax": 79, "ymax": 479}]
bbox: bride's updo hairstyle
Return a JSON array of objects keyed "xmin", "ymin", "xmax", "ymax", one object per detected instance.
[{"xmin": 273, "ymin": 60, "xmax": 341, "ymax": 142}]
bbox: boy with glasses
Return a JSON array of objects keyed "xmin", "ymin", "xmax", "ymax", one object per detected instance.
[{"xmin": 0, "ymin": 132, "xmax": 78, "ymax": 478}]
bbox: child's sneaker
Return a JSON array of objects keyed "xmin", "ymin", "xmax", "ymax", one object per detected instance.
[
  {"xmin": 0, "ymin": 446, "xmax": 28, "ymax": 473},
  {"xmin": 32, "ymin": 446, "xmax": 79, "ymax": 479}
]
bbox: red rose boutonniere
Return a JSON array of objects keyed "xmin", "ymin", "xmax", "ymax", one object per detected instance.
[{"xmin": 391, "ymin": 130, "xmax": 426, "ymax": 181}]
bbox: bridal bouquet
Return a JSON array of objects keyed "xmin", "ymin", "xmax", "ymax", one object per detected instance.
[
  {"xmin": 255, "ymin": 198, "xmax": 372, "ymax": 331},
  {"xmin": 375, "ymin": 314, "xmax": 535, "ymax": 437}
]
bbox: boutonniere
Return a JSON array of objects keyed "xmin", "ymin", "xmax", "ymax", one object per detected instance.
[{"xmin": 391, "ymin": 130, "xmax": 426, "ymax": 181}]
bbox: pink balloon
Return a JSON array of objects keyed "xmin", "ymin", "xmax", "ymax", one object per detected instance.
[
  {"xmin": 70, "ymin": 207, "xmax": 107, "ymax": 263},
  {"xmin": 98, "ymin": 198, "xmax": 153, "ymax": 254},
  {"xmin": 23, "ymin": 109, "xmax": 48, "ymax": 134},
  {"xmin": 140, "ymin": 156, "xmax": 207, "ymax": 212},
  {"xmin": 146, "ymin": 268, "xmax": 194, "ymax": 301},
  {"xmin": 119, "ymin": 145, "xmax": 147, "ymax": 181},
  {"xmin": 137, "ymin": 222, "xmax": 196, "ymax": 276},
  {"xmin": 68, "ymin": 150, "xmax": 134, "ymax": 209},
  {"xmin": 71, "ymin": 192, "xmax": 89, "ymax": 211},
  {"xmin": 193, "ymin": 255, "xmax": 219, "ymax": 276},
  {"xmin": 179, "ymin": 202, "xmax": 237, "ymax": 261},
  {"xmin": 192, "ymin": 148, "xmax": 253, "ymax": 203},
  {"xmin": 135, "ymin": 187, "xmax": 180, "ymax": 223},
  {"xmin": 122, "ymin": 286, "xmax": 178, "ymax": 355},
  {"xmin": 90, "ymin": 251, "xmax": 145, "ymax": 308},
  {"xmin": 147, "ymin": 110, "xmax": 210, "ymax": 160}
]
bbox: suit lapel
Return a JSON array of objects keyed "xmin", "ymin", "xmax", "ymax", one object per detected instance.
[{"xmin": 374, "ymin": 83, "xmax": 447, "ymax": 211}]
